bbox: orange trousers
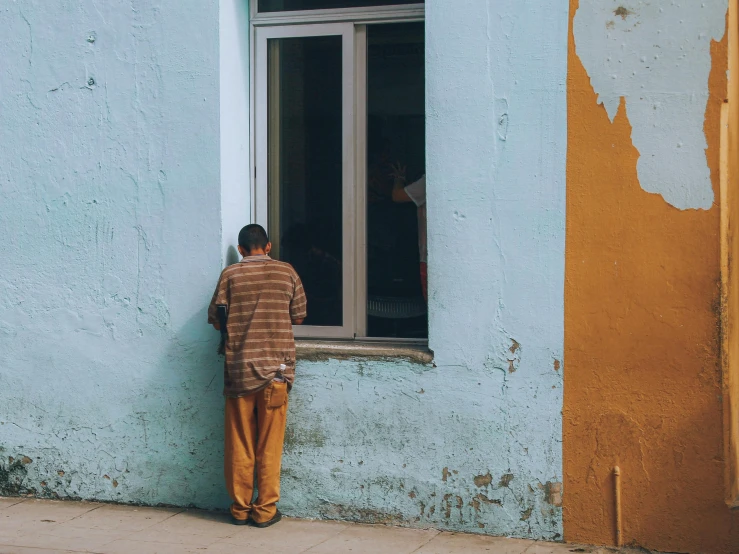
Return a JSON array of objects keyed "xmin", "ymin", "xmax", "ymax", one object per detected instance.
[{"xmin": 224, "ymin": 381, "xmax": 289, "ymax": 523}]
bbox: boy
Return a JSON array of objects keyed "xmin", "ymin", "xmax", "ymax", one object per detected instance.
[{"xmin": 208, "ymin": 224, "xmax": 307, "ymax": 527}]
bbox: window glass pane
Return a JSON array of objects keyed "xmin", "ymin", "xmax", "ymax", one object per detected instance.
[
  {"xmin": 259, "ymin": 0, "xmax": 422, "ymax": 13},
  {"xmin": 267, "ymin": 35, "xmax": 343, "ymax": 327},
  {"xmin": 366, "ymin": 22, "xmax": 427, "ymax": 338}
]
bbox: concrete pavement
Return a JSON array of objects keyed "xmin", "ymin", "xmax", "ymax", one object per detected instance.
[{"xmin": 0, "ymin": 497, "xmax": 639, "ymax": 554}]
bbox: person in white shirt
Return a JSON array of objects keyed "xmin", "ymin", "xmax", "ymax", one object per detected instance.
[{"xmin": 391, "ymin": 164, "xmax": 427, "ymax": 302}]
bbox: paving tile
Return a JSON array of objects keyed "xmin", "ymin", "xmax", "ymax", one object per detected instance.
[
  {"xmin": 214, "ymin": 517, "xmax": 349, "ymax": 553},
  {"xmin": 415, "ymin": 531, "xmax": 533, "ymax": 554},
  {"xmin": 305, "ymin": 523, "xmax": 440, "ymax": 554},
  {"xmin": 102, "ymin": 539, "xmax": 213, "ymax": 554},
  {"xmin": 0, "ymin": 499, "xmax": 102, "ymax": 541},
  {"xmin": 0, "ymin": 499, "xmax": 101, "ymax": 527},
  {"xmin": 122, "ymin": 511, "xmax": 236, "ymax": 548},
  {"xmin": 149, "ymin": 509, "xmax": 236, "ymax": 538},
  {"xmin": 523, "ymin": 541, "xmax": 591, "ymax": 554},
  {"xmin": 0, "ymin": 525, "xmax": 126, "ymax": 552},
  {"xmin": 0, "ymin": 546, "xmax": 78, "ymax": 554},
  {"xmin": 0, "ymin": 499, "xmax": 602, "ymax": 554},
  {"xmin": 124, "ymin": 527, "xmax": 222, "ymax": 548},
  {"xmin": 0, "ymin": 497, "xmax": 26, "ymax": 510},
  {"xmin": 62, "ymin": 503, "xmax": 183, "ymax": 532},
  {"xmin": 203, "ymin": 543, "xmax": 255, "ymax": 554}
]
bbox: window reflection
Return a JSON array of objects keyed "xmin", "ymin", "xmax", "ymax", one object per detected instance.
[
  {"xmin": 267, "ymin": 36, "xmax": 344, "ymax": 327},
  {"xmin": 366, "ymin": 22, "xmax": 427, "ymax": 339}
]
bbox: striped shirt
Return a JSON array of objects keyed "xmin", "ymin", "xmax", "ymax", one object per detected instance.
[{"xmin": 207, "ymin": 255, "xmax": 307, "ymax": 397}]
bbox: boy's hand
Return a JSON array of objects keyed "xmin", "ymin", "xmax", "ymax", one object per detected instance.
[
  {"xmin": 212, "ymin": 321, "xmax": 221, "ymax": 331},
  {"xmin": 389, "ymin": 162, "xmax": 406, "ymax": 188},
  {"xmin": 292, "ymin": 318, "xmax": 305, "ymax": 326}
]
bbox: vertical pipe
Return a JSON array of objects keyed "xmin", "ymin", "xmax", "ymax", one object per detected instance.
[{"xmin": 613, "ymin": 466, "xmax": 622, "ymax": 547}]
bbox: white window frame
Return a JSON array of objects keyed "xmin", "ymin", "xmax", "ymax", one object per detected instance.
[
  {"xmin": 254, "ymin": 23, "xmax": 356, "ymax": 339},
  {"xmin": 250, "ymin": 2, "xmax": 425, "ymax": 340},
  {"xmin": 250, "ymin": 2, "xmax": 424, "ymax": 26}
]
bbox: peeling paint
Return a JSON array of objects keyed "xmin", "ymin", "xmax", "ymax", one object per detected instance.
[
  {"xmin": 574, "ymin": 0, "xmax": 727, "ymax": 209},
  {"xmin": 499, "ymin": 473, "xmax": 515, "ymax": 488},
  {"xmin": 541, "ymin": 482, "xmax": 563, "ymax": 507},
  {"xmin": 443, "ymin": 493, "xmax": 453, "ymax": 519},
  {"xmin": 318, "ymin": 503, "xmax": 406, "ymax": 525},
  {"xmin": 475, "ymin": 493, "xmax": 501, "ymax": 506},
  {"xmin": 614, "ymin": 6, "xmax": 631, "ymax": 20},
  {"xmin": 474, "ymin": 472, "xmax": 493, "ymax": 488},
  {"xmin": 507, "ymin": 340, "xmax": 522, "ymax": 373},
  {"xmin": 279, "ymin": 356, "xmax": 562, "ymax": 538}
]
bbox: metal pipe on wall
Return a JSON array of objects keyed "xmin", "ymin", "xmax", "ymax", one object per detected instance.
[{"xmin": 614, "ymin": 466, "xmax": 622, "ymax": 547}]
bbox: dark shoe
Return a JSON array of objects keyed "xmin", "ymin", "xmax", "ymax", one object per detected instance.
[
  {"xmin": 231, "ymin": 516, "xmax": 249, "ymax": 526},
  {"xmin": 250, "ymin": 510, "xmax": 282, "ymax": 528}
]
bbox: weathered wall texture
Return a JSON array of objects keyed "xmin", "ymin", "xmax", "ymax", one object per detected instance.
[
  {"xmin": 278, "ymin": 0, "xmax": 568, "ymax": 539},
  {"xmin": 0, "ymin": 0, "xmax": 225, "ymax": 507},
  {"xmin": 0, "ymin": 0, "xmax": 568, "ymax": 542},
  {"xmin": 565, "ymin": 1, "xmax": 739, "ymax": 552}
]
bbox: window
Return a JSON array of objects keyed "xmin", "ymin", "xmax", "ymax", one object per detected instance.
[
  {"xmin": 258, "ymin": 0, "xmax": 422, "ymax": 14},
  {"xmin": 253, "ymin": 6, "xmax": 426, "ymax": 341},
  {"xmin": 366, "ymin": 23, "xmax": 426, "ymax": 339},
  {"xmin": 265, "ymin": 32, "xmax": 346, "ymax": 329}
]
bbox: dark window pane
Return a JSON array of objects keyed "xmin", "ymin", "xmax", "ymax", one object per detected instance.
[
  {"xmin": 259, "ymin": 0, "xmax": 422, "ymax": 13},
  {"xmin": 268, "ymin": 36, "xmax": 343, "ymax": 326},
  {"xmin": 366, "ymin": 22, "xmax": 427, "ymax": 339}
]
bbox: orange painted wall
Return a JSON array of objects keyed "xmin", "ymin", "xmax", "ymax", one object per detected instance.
[{"xmin": 564, "ymin": 2, "xmax": 739, "ymax": 552}]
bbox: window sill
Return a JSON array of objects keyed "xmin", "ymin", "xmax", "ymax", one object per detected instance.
[{"xmin": 296, "ymin": 339, "xmax": 433, "ymax": 365}]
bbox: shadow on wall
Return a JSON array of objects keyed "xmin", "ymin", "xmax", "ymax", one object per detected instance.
[
  {"xmin": 156, "ymin": 304, "xmax": 230, "ymax": 509},
  {"xmin": 226, "ymin": 245, "xmax": 240, "ymax": 267},
  {"xmin": 143, "ymin": 249, "xmax": 236, "ymax": 509}
]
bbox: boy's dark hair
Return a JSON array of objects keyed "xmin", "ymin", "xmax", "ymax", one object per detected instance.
[{"xmin": 238, "ymin": 224, "xmax": 269, "ymax": 251}]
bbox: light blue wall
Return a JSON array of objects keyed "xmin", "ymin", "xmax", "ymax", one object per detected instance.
[
  {"xmin": 0, "ymin": 0, "xmax": 226, "ymax": 507},
  {"xmin": 0, "ymin": 0, "xmax": 568, "ymax": 541},
  {"xmin": 281, "ymin": 0, "xmax": 569, "ymax": 539}
]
